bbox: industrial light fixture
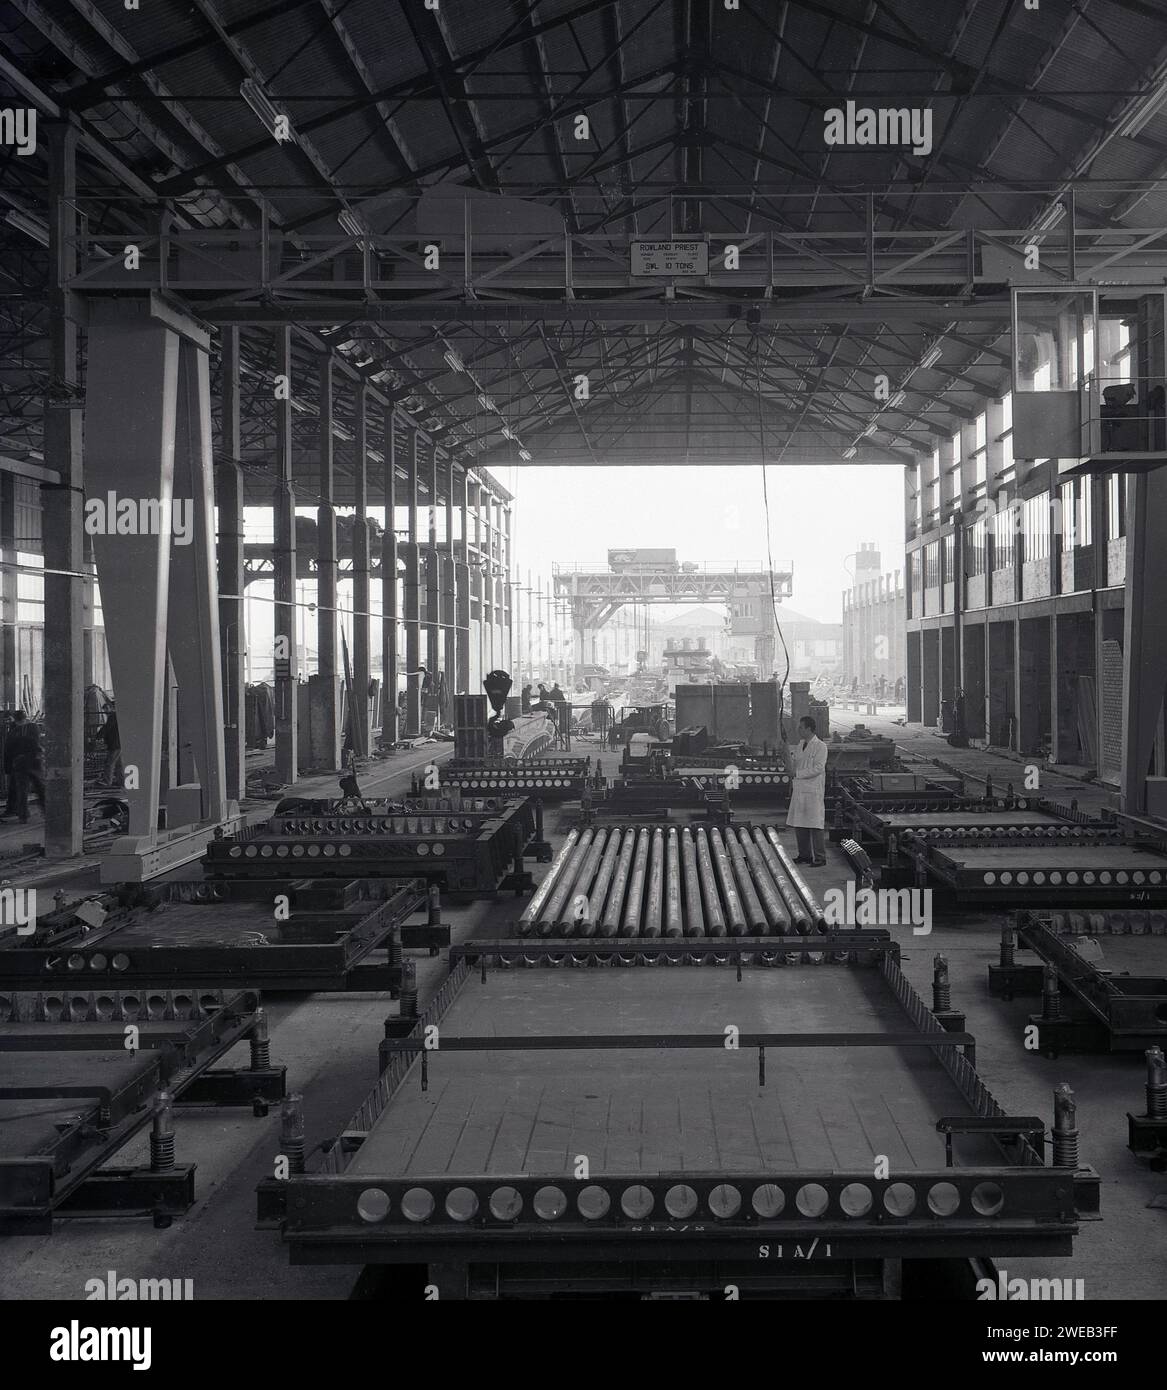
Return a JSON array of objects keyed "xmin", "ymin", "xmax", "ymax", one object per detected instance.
[
  {"xmin": 519, "ymin": 449, "xmax": 532, "ymax": 461},
  {"xmin": 5, "ymin": 208, "xmax": 49, "ymax": 247},
  {"xmin": 1120, "ymin": 79, "xmax": 1167, "ymax": 139},
  {"xmin": 887, "ymin": 391, "xmax": 906, "ymax": 410},
  {"xmin": 337, "ymin": 208, "xmax": 368, "ymax": 239},
  {"xmin": 842, "ymin": 446, "xmax": 858, "ymax": 459},
  {"xmin": 860, "ymin": 423, "xmax": 877, "ymax": 438},
  {"xmin": 501, "ymin": 425, "xmax": 516, "ymax": 441},
  {"xmin": 476, "ymin": 393, "xmax": 495, "ymax": 412},
  {"xmin": 920, "ymin": 345, "xmax": 942, "ymax": 370},
  {"xmin": 443, "ymin": 348, "xmax": 465, "ymax": 373},
  {"xmin": 1033, "ymin": 203, "xmax": 1065, "ymax": 234},
  {"xmin": 240, "ymin": 78, "xmax": 291, "ymax": 141}
]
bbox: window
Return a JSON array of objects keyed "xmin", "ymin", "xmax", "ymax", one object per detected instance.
[
  {"xmin": 1060, "ymin": 479, "xmax": 1092, "ymax": 549},
  {"xmin": 942, "ymin": 533, "xmax": 955, "ymax": 585},
  {"xmin": 910, "ymin": 550, "xmax": 923, "ymax": 595},
  {"xmin": 993, "ymin": 506, "xmax": 1016, "ymax": 570},
  {"xmin": 1024, "ymin": 492, "xmax": 1050, "ymax": 561},
  {"xmin": 967, "ymin": 517, "xmax": 988, "ymax": 577},
  {"xmin": 924, "ymin": 542, "xmax": 940, "ymax": 589},
  {"xmin": 1108, "ymin": 473, "xmax": 1126, "ymax": 540}
]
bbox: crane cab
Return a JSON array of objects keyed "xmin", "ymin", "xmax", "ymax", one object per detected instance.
[{"xmin": 1011, "ymin": 285, "xmax": 1167, "ymax": 477}]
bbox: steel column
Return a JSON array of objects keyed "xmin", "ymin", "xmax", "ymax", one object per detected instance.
[
  {"xmin": 456, "ymin": 466, "xmax": 470, "ymax": 695},
  {"xmin": 444, "ymin": 453, "xmax": 457, "ymax": 694},
  {"xmin": 216, "ymin": 327, "xmax": 245, "ymax": 803},
  {"xmin": 0, "ymin": 474, "xmax": 16, "ymax": 709},
  {"xmin": 381, "ymin": 408, "xmax": 399, "ymax": 747},
  {"xmin": 404, "ymin": 428, "xmax": 421, "ymax": 736},
  {"xmin": 316, "ymin": 357, "xmax": 339, "ymax": 767},
  {"xmin": 272, "ymin": 326, "xmax": 298, "ymax": 785},
  {"xmin": 352, "ymin": 384, "xmax": 370, "ymax": 757},
  {"xmin": 42, "ymin": 123, "xmax": 84, "ymax": 854}
]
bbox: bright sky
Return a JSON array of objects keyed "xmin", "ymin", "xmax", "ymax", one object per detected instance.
[{"xmin": 495, "ymin": 463, "xmax": 906, "ymax": 624}]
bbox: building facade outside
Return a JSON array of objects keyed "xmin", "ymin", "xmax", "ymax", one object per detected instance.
[{"xmin": 842, "ymin": 543, "xmax": 906, "ymax": 693}]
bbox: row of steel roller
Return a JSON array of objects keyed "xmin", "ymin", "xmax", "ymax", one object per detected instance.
[{"xmin": 518, "ymin": 824, "xmax": 826, "ymax": 937}]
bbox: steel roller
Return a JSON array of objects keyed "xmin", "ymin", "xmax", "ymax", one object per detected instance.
[
  {"xmin": 723, "ymin": 826, "xmax": 769, "ymax": 933},
  {"xmin": 765, "ymin": 827, "xmax": 827, "ymax": 928},
  {"xmin": 541, "ymin": 827, "xmax": 596, "ymax": 935},
  {"xmin": 707, "ymin": 827, "xmax": 747, "ymax": 935},
  {"xmin": 518, "ymin": 828, "xmax": 579, "ymax": 936},
  {"xmin": 693, "ymin": 827, "xmax": 727, "ymax": 936},
  {"xmin": 664, "ymin": 827, "xmax": 683, "ymax": 937},
  {"xmin": 600, "ymin": 829, "xmax": 637, "ymax": 936},
  {"xmin": 643, "ymin": 828, "xmax": 665, "ymax": 938},
  {"xmin": 622, "ymin": 828, "xmax": 652, "ymax": 937},
  {"xmin": 733, "ymin": 827, "xmax": 791, "ymax": 933},
  {"xmin": 679, "ymin": 827, "xmax": 706, "ymax": 937},
  {"xmin": 587, "ymin": 828, "xmax": 625, "ymax": 937},
  {"xmin": 561, "ymin": 826, "xmax": 608, "ymax": 936},
  {"xmin": 750, "ymin": 827, "xmax": 809, "ymax": 931}
]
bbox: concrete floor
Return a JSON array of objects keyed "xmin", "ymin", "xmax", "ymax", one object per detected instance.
[{"xmin": 2, "ymin": 722, "xmax": 1165, "ymax": 1299}]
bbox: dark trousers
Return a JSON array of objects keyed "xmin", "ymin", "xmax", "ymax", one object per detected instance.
[{"xmin": 794, "ymin": 827, "xmax": 826, "ymax": 863}]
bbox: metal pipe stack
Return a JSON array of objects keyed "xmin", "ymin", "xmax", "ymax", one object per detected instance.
[{"xmin": 518, "ymin": 823, "xmax": 827, "ymax": 938}]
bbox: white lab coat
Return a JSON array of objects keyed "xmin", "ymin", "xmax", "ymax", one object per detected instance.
[{"xmin": 787, "ymin": 735, "xmax": 828, "ymax": 829}]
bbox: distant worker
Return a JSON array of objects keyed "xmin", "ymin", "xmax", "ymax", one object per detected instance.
[
  {"xmin": 2, "ymin": 711, "xmax": 29, "ymax": 817},
  {"xmin": 607, "ymin": 715, "xmax": 620, "ymax": 750},
  {"xmin": 785, "ymin": 715, "xmax": 828, "ymax": 867},
  {"xmin": 591, "ymin": 694, "xmax": 611, "ymax": 739},
  {"xmin": 11, "ymin": 719, "xmax": 45, "ymax": 823},
  {"xmin": 100, "ymin": 705, "xmax": 123, "ymax": 787},
  {"xmin": 550, "ymin": 682, "xmax": 569, "ymax": 749},
  {"xmin": 520, "ymin": 683, "xmax": 532, "ymax": 713}
]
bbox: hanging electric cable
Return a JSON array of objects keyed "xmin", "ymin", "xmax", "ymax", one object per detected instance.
[{"xmin": 754, "ymin": 326, "xmax": 791, "ymax": 742}]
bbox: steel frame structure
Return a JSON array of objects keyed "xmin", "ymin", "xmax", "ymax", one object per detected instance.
[
  {"xmin": 0, "ymin": 987, "xmax": 283, "ymax": 1235},
  {"xmin": 0, "ymin": 877, "xmax": 430, "ymax": 992},
  {"xmin": 257, "ymin": 939, "xmax": 1099, "ymax": 1293},
  {"xmin": 989, "ymin": 911, "xmax": 1167, "ymax": 1055},
  {"xmin": 204, "ymin": 796, "xmax": 542, "ymax": 901}
]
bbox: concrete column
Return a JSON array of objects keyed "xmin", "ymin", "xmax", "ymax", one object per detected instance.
[
  {"xmin": 903, "ymin": 461, "xmax": 918, "ymax": 549},
  {"xmin": 442, "ymin": 454, "xmax": 457, "ymax": 694},
  {"xmin": 404, "ymin": 428, "xmax": 421, "ymax": 735},
  {"xmin": 84, "ymin": 308, "xmax": 179, "ymax": 839},
  {"xmin": 169, "ymin": 331, "xmax": 227, "ymax": 820},
  {"xmin": 503, "ymin": 504, "xmax": 513, "ymax": 672},
  {"xmin": 352, "ymin": 385, "xmax": 370, "ymax": 756},
  {"xmin": 272, "ymin": 326, "xmax": 298, "ymax": 785},
  {"xmin": 42, "ymin": 124, "xmax": 84, "ymax": 854},
  {"xmin": 1122, "ymin": 468, "xmax": 1167, "ymax": 811},
  {"xmin": 0, "ymin": 473, "xmax": 17, "ymax": 708},
  {"xmin": 380, "ymin": 408, "xmax": 399, "ymax": 747},
  {"xmin": 316, "ymin": 357, "xmax": 339, "ymax": 764},
  {"xmin": 216, "ymin": 327, "xmax": 245, "ymax": 803},
  {"xmin": 456, "ymin": 467, "xmax": 471, "ymax": 694},
  {"xmin": 425, "ymin": 443, "xmax": 440, "ymax": 682}
]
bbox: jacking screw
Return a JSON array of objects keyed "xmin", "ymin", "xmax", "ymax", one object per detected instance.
[
  {"xmin": 281, "ymin": 1093, "xmax": 306, "ymax": 1174},
  {"xmin": 1146, "ymin": 1047, "xmax": 1167, "ymax": 1121},
  {"xmin": 150, "ymin": 1090, "xmax": 176, "ymax": 1172},
  {"xmin": 932, "ymin": 955, "xmax": 951, "ymax": 1013},
  {"xmin": 1052, "ymin": 1083, "xmax": 1079, "ymax": 1168}
]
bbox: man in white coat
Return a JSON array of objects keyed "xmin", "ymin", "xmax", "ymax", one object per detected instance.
[{"xmin": 784, "ymin": 715, "xmax": 828, "ymax": 866}]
